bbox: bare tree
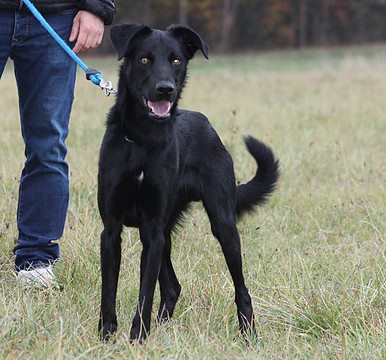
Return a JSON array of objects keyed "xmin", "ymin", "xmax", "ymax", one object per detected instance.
[
  {"xmin": 298, "ymin": 0, "xmax": 307, "ymax": 47},
  {"xmin": 179, "ymin": 0, "xmax": 188, "ymax": 24},
  {"xmin": 354, "ymin": 1, "xmax": 368, "ymax": 43},
  {"xmin": 141, "ymin": 0, "xmax": 154, "ymax": 26},
  {"xmin": 219, "ymin": 0, "xmax": 240, "ymax": 51}
]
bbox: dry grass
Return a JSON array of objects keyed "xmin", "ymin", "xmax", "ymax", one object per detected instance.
[{"xmin": 0, "ymin": 45, "xmax": 385, "ymax": 359}]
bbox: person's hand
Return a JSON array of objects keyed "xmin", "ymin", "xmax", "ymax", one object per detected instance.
[{"xmin": 69, "ymin": 10, "xmax": 104, "ymax": 53}]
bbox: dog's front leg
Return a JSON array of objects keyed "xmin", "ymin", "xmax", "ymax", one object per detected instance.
[
  {"xmin": 99, "ymin": 220, "xmax": 123, "ymax": 341},
  {"xmin": 130, "ymin": 223, "xmax": 165, "ymax": 343}
]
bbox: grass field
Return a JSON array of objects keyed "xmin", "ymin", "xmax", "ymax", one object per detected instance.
[{"xmin": 0, "ymin": 45, "xmax": 385, "ymax": 359}]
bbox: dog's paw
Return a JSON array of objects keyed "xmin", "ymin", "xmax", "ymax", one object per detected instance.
[
  {"xmin": 129, "ymin": 324, "xmax": 147, "ymax": 344},
  {"xmin": 157, "ymin": 304, "xmax": 172, "ymax": 325},
  {"xmin": 156, "ymin": 313, "xmax": 169, "ymax": 325},
  {"xmin": 100, "ymin": 323, "xmax": 117, "ymax": 342},
  {"xmin": 242, "ymin": 327, "xmax": 259, "ymax": 347},
  {"xmin": 239, "ymin": 321, "xmax": 258, "ymax": 347}
]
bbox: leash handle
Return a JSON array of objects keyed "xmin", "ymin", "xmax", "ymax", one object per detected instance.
[{"xmin": 22, "ymin": 0, "xmax": 116, "ymax": 95}]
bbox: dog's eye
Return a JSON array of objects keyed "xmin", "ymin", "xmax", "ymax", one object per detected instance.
[
  {"xmin": 172, "ymin": 58, "xmax": 181, "ymax": 65},
  {"xmin": 140, "ymin": 57, "xmax": 151, "ymax": 65}
]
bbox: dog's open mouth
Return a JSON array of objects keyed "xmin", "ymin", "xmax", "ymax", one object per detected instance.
[{"xmin": 147, "ymin": 100, "xmax": 172, "ymax": 119}]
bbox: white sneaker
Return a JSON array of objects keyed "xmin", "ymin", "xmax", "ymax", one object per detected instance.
[{"xmin": 17, "ymin": 265, "xmax": 59, "ymax": 289}]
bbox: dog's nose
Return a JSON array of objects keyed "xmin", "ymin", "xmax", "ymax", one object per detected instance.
[{"xmin": 156, "ymin": 81, "xmax": 175, "ymax": 96}]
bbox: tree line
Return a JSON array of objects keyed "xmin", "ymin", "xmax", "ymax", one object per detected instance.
[{"xmin": 107, "ymin": 0, "xmax": 386, "ymax": 52}]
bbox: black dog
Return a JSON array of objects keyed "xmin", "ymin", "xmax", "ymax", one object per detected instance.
[{"xmin": 98, "ymin": 23, "xmax": 279, "ymax": 343}]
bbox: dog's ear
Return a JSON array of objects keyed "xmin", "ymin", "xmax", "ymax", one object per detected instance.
[
  {"xmin": 167, "ymin": 25, "xmax": 209, "ymax": 60},
  {"xmin": 110, "ymin": 23, "xmax": 152, "ymax": 60}
]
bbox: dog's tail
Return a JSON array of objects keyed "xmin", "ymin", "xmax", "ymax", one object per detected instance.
[{"xmin": 236, "ymin": 135, "xmax": 279, "ymax": 217}]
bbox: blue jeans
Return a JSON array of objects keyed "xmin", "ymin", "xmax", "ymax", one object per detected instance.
[{"xmin": 0, "ymin": 10, "xmax": 77, "ymax": 270}]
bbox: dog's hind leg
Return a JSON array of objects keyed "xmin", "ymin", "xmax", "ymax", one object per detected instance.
[
  {"xmin": 99, "ymin": 219, "xmax": 123, "ymax": 341},
  {"xmin": 130, "ymin": 221, "xmax": 165, "ymax": 343},
  {"xmin": 157, "ymin": 203, "xmax": 188, "ymax": 323},
  {"xmin": 157, "ymin": 227, "xmax": 182, "ymax": 324},
  {"xmin": 203, "ymin": 197, "xmax": 257, "ymax": 338}
]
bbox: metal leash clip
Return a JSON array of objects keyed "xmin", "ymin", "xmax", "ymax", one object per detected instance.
[
  {"xmin": 86, "ymin": 68, "xmax": 117, "ymax": 97},
  {"xmin": 99, "ymin": 79, "xmax": 117, "ymax": 97}
]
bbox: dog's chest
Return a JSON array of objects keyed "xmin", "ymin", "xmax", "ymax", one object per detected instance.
[
  {"xmin": 136, "ymin": 171, "xmax": 144, "ymax": 184},
  {"xmin": 123, "ymin": 143, "xmax": 147, "ymax": 182}
]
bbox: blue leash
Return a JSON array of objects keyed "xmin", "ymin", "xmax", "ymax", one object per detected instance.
[{"xmin": 22, "ymin": 0, "xmax": 116, "ymax": 96}]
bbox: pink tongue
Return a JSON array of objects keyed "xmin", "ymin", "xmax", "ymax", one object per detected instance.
[{"xmin": 147, "ymin": 100, "xmax": 172, "ymax": 117}]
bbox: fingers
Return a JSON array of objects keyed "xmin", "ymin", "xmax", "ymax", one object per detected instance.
[
  {"xmin": 69, "ymin": 14, "xmax": 80, "ymax": 43},
  {"xmin": 72, "ymin": 31, "xmax": 87, "ymax": 53},
  {"xmin": 70, "ymin": 11, "xmax": 104, "ymax": 53},
  {"xmin": 89, "ymin": 31, "xmax": 103, "ymax": 50},
  {"xmin": 74, "ymin": 32, "xmax": 103, "ymax": 53}
]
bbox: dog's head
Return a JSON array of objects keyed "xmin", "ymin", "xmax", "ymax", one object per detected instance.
[{"xmin": 110, "ymin": 23, "xmax": 208, "ymax": 122}]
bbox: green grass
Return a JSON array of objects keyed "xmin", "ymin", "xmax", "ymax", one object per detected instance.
[{"xmin": 0, "ymin": 45, "xmax": 385, "ymax": 359}]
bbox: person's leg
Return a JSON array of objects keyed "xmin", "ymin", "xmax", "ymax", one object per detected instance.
[
  {"xmin": 0, "ymin": 11, "xmax": 13, "ymax": 77},
  {"xmin": 11, "ymin": 10, "xmax": 77, "ymax": 270}
]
